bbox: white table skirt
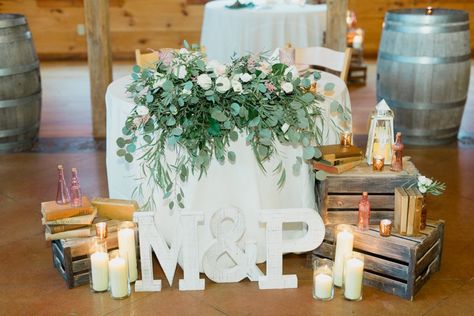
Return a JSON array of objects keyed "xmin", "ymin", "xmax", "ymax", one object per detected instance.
[
  {"xmin": 105, "ymin": 71, "xmax": 351, "ymax": 269},
  {"xmin": 201, "ymin": 1, "xmax": 327, "ymax": 63}
]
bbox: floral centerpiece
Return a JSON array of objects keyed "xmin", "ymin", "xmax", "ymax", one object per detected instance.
[
  {"xmin": 414, "ymin": 175, "xmax": 446, "ymax": 229},
  {"xmin": 116, "ymin": 43, "xmax": 330, "ymax": 210}
]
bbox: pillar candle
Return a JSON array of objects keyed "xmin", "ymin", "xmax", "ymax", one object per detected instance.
[
  {"xmin": 344, "ymin": 257, "xmax": 364, "ymax": 300},
  {"xmin": 109, "ymin": 256, "xmax": 129, "ymax": 298},
  {"xmin": 118, "ymin": 227, "xmax": 138, "ymax": 282},
  {"xmin": 314, "ymin": 273, "xmax": 333, "ymax": 299},
  {"xmin": 90, "ymin": 251, "xmax": 109, "ymax": 292},
  {"xmin": 333, "ymin": 229, "xmax": 354, "ymax": 287}
]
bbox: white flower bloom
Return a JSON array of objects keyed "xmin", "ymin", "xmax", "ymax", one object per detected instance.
[
  {"xmin": 179, "ymin": 48, "xmax": 188, "ymax": 54},
  {"xmin": 281, "ymin": 82, "xmax": 294, "ymax": 94},
  {"xmin": 418, "ymin": 185, "xmax": 427, "ymax": 194},
  {"xmin": 232, "ymin": 80, "xmax": 243, "ymax": 93},
  {"xmin": 172, "ymin": 65, "xmax": 187, "ymax": 79},
  {"xmin": 418, "ymin": 175, "xmax": 433, "ymax": 187},
  {"xmin": 240, "ymin": 73, "xmax": 252, "ymax": 83},
  {"xmin": 216, "ymin": 76, "xmax": 231, "ymax": 93},
  {"xmin": 284, "ymin": 65, "xmax": 299, "ymax": 79},
  {"xmin": 136, "ymin": 105, "xmax": 149, "ymax": 116},
  {"xmin": 197, "ymin": 74, "xmax": 213, "ymax": 90},
  {"xmin": 207, "ymin": 60, "xmax": 227, "ymax": 76}
]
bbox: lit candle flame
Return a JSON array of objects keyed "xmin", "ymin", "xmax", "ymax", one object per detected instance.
[{"xmin": 426, "ymin": 6, "xmax": 433, "ymax": 15}]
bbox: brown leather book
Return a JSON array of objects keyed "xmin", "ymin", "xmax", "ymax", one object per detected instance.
[
  {"xmin": 318, "ymin": 144, "xmax": 364, "ymax": 160},
  {"xmin": 312, "ymin": 159, "xmax": 362, "ymax": 174},
  {"xmin": 46, "ymin": 224, "xmax": 89, "ymax": 234},
  {"xmin": 41, "ymin": 196, "xmax": 94, "ymax": 221}
]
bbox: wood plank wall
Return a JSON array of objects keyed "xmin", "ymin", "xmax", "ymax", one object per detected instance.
[{"xmin": 0, "ymin": 0, "xmax": 473, "ymax": 59}]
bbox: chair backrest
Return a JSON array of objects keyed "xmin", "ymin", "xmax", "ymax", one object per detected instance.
[
  {"xmin": 295, "ymin": 47, "xmax": 352, "ymax": 82},
  {"xmin": 135, "ymin": 49, "xmax": 160, "ymax": 68}
]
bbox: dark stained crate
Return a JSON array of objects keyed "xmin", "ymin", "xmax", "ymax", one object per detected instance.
[
  {"xmin": 312, "ymin": 220, "xmax": 444, "ymax": 300},
  {"xmin": 315, "ymin": 159, "xmax": 418, "ymax": 225},
  {"xmin": 51, "ymin": 233, "xmax": 118, "ymax": 288}
]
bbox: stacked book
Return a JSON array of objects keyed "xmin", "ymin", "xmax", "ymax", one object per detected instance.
[
  {"xmin": 394, "ymin": 187, "xmax": 424, "ymax": 236},
  {"xmin": 312, "ymin": 144, "xmax": 364, "ymax": 174},
  {"xmin": 41, "ymin": 196, "xmax": 97, "ymax": 241}
]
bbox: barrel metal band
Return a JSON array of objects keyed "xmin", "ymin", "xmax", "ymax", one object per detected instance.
[
  {"xmin": 384, "ymin": 98, "xmax": 466, "ymax": 110},
  {"xmin": 0, "ymin": 92, "xmax": 41, "ymax": 109},
  {"xmin": 0, "ymin": 16, "xmax": 26, "ymax": 28},
  {"xmin": 0, "ymin": 31, "xmax": 32, "ymax": 43},
  {"xmin": 0, "ymin": 123, "xmax": 39, "ymax": 138},
  {"xmin": 0, "ymin": 61, "xmax": 39, "ymax": 76},
  {"xmin": 384, "ymin": 23, "xmax": 469, "ymax": 34},
  {"xmin": 379, "ymin": 52, "xmax": 471, "ymax": 64},
  {"xmin": 397, "ymin": 126, "xmax": 459, "ymax": 137},
  {"xmin": 387, "ymin": 12, "xmax": 469, "ymax": 24}
]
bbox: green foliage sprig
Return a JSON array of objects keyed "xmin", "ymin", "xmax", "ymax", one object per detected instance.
[{"xmin": 117, "ymin": 44, "xmax": 331, "ymax": 210}]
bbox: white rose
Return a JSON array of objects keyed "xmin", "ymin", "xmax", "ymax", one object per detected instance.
[
  {"xmin": 136, "ymin": 105, "xmax": 149, "ymax": 116},
  {"xmin": 240, "ymin": 73, "xmax": 252, "ymax": 83},
  {"xmin": 418, "ymin": 175, "xmax": 433, "ymax": 187},
  {"xmin": 418, "ymin": 185, "xmax": 427, "ymax": 194},
  {"xmin": 232, "ymin": 80, "xmax": 243, "ymax": 93},
  {"xmin": 197, "ymin": 74, "xmax": 212, "ymax": 90},
  {"xmin": 207, "ymin": 60, "xmax": 227, "ymax": 76},
  {"xmin": 284, "ymin": 65, "xmax": 299, "ymax": 79},
  {"xmin": 179, "ymin": 48, "xmax": 188, "ymax": 54},
  {"xmin": 216, "ymin": 76, "xmax": 231, "ymax": 93},
  {"xmin": 172, "ymin": 65, "xmax": 187, "ymax": 79},
  {"xmin": 281, "ymin": 82, "xmax": 294, "ymax": 94}
]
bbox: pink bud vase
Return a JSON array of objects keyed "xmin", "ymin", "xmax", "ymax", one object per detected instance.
[
  {"xmin": 358, "ymin": 192, "xmax": 370, "ymax": 230},
  {"xmin": 70, "ymin": 168, "xmax": 82, "ymax": 207},
  {"xmin": 56, "ymin": 165, "xmax": 70, "ymax": 204}
]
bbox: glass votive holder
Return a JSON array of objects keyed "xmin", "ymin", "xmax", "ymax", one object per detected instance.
[
  {"xmin": 118, "ymin": 221, "xmax": 138, "ymax": 283},
  {"xmin": 343, "ymin": 252, "xmax": 364, "ymax": 301},
  {"xmin": 340, "ymin": 131, "xmax": 352, "ymax": 147},
  {"xmin": 95, "ymin": 222, "xmax": 108, "ymax": 239},
  {"xmin": 313, "ymin": 258, "xmax": 334, "ymax": 301},
  {"xmin": 333, "ymin": 224, "xmax": 354, "ymax": 288},
  {"xmin": 372, "ymin": 155, "xmax": 384, "ymax": 171},
  {"xmin": 108, "ymin": 250, "xmax": 130, "ymax": 300},
  {"xmin": 89, "ymin": 237, "xmax": 109, "ymax": 293},
  {"xmin": 380, "ymin": 219, "xmax": 392, "ymax": 237}
]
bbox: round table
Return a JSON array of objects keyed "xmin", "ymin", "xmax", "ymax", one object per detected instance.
[
  {"xmin": 105, "ymin": 71, "xmax": 351, "ymax": 270},
  {"xmin": 201, "ymin": 1, "xmax": 327, "ymax": 63}
]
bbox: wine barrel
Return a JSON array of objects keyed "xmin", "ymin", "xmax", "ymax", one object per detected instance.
[
  {"xmin": 376, "ymin": 8, "xmax": 471, "ymax": 145},
  {"xmin": 0, "ymin": 14, "xmax": 41, "ymax": 152}
]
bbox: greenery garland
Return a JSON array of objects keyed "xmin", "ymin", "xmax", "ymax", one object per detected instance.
[{"xmin": 116, "ymin": 43, "xmax": 329, "ymax": 210}]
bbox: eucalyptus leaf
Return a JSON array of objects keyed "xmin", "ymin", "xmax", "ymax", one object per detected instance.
[
  {"xmin": 229, "ymin": 130, "xmax": 239, "ymax": 141},
  {"xmin": 117, "ymin": 149, "xmax": 126, "ymax": 157},
  {"xmin": 315, "ymin": 170, "xmax": 327, "ymax": 181},
  {"xmin": 132, "ymin": 65, "xmax": 141, "ymax": 73},
  {"xmin": 172, "ymin": 127, "xmax": 183, "ymax": 136},
  {"xmin": 125, "ymin": 153, "xmax": 134, "ymax": 163},
  {"xmin": 166, "ymin": 116, "xmax": 176, "ymax": 126},
  {"xmin": 116, "ymin": 137, "xmax": 126, "ymax": 148},
  {"xmin": 228, "ymin": 151, "xmax": 236, "ymax": 162},
  {"xmin": 126, "ymin": 143, "xmax": 136, "ymax": 153},
  {"xmin": 324, "ymin": 82, "xmax": 335, "ymax": 91},
  {"xmin": 303, "ymin": 146, "xmax": 316, "ymax": 160},
  {"xmin": 249, "ymin": 116, "xmax": 261, "ymax": 127},
  {"xmin": 162, "ymin": 80, "xmax": 174, "ymax": 92},
  {"xmin": 301, "ymin": 93, "xmax": 315, "ymax": 104},
  {"xmin": 231, "ymin": 103, "xmax": 240, "ymax": 116}
]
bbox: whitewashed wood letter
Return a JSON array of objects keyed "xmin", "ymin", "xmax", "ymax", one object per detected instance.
[
  {"xmin": 258, "ymin": 208, "xmax": 325, "ymax": 290},
  {"xmin": 134, "ymin": 211, "xmax": 205, "ymax": 291},
  {"xmin": 202, "ymin": 207, "xmax": 263, "ymax": 283}
]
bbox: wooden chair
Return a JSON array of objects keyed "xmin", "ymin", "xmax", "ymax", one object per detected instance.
[
  {"xmin": 295, "ymin": 47, "xmax": 352, "ymax": 82},
  {"xmin": 134, "ymin": 49, "xmax": 160, "ymax": 68}
]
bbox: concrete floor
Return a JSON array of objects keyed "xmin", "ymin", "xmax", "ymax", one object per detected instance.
[{"xmin": 0, "ymin": 61, "xmax": 473, "ymax": 315}]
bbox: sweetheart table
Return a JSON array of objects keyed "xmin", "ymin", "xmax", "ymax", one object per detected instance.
[
  {"xmin": 106, "ymin": 70, "xmax": 351, "ymax": 269},
  {"xmin": 201, "ymin": 1, "xmax": 327, "ymax": 63}
]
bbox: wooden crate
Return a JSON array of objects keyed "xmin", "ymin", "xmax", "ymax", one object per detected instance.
[
  {"xmin": 313, "ymin": 220, "xmax": 445, "ymax": 300},
  {"xmin": 51, "ymin": 233, "xmax": 118, "ymax": 288},
  {"xmin": 315, "ymin": 159, "xmax": 418, "ymax": 225},
  {"xmin": 348, "ymin": 64, "xmax": 368, "ymax": 85}
]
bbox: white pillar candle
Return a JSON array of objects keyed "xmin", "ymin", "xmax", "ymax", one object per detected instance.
[
  {"xmin": 118, "ymin": 227, "xmax": 138, "ymax": 282},
  {"xmin": 90, "ymin": 252, "xmax": 109, "ymax": 292},
  {"xmin": 314, "ymin": 273, "xmax": 333, "ymax": 299},
  {"xmin": 344, "ymin": 257, "xmax": 364, "ymax": 300},
  {"xmin": 333, "ymin": 230, "xmax": 354, "ymax": 287},
  {"xmin": 109, "ymin": 256, "xmax": 129, "ymax": 298}
]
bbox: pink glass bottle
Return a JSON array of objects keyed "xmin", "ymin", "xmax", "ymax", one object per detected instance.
[
  {"xmin": 70, "ymin": 168, "xmax": 82, "ymax": 207},
  {"xmin": 56, "ymin": 165, "xmax": 70, "ymax": 204},
  {"xmin": 390, "ymin": 132, "xmax": 404, "ymax": 172},
  {"xmin": 358, "ymin": 192, "xmax": 370, "ymax": 230}
]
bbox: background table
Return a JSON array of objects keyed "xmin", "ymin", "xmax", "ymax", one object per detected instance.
[
  {"xmin": 106, "ymin": 71, "xmax": 351, "ymax": 269},
  {"xmin": 201, "ymin": 1, "xmax": 327, "ymax": 63}
]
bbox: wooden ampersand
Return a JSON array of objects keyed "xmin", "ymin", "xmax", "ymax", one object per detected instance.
[{"xmin": 202, "ymin": 207, "xmax": 263, "ymax": 283}]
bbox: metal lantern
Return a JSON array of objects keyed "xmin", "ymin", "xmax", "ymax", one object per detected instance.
[{"xmin": 366, "ymin": 100, "xmax": 394, "ymax": 165}]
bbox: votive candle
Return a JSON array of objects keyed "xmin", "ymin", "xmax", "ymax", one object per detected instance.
[
  {"xmin": 372, "ymin": 155, "xmax": 384, "ymax": 171},
  {"xmin": 313, "ymin": 258, "xmax": 334, "ymax": 301},
  {"xmin": 340, "ymin": 131, "xmax": 352, "ymax": 147},
  {"xmin": 380, "ymin": 219, "xmax": 392, "ymax": 237}
]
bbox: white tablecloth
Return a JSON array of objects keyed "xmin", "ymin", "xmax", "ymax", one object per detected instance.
[
  {"xmin": 105, "ymin": 71, "xmax": 351, "ymax": 268},
  {"xmin": 201, "ymin": 1, "xmax": 326, "ymax": 63}
]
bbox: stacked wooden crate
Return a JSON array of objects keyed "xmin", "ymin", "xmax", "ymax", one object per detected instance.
[{"xmin": 313, "ymin": 220, "xmax": 445, "ymax": 300}]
